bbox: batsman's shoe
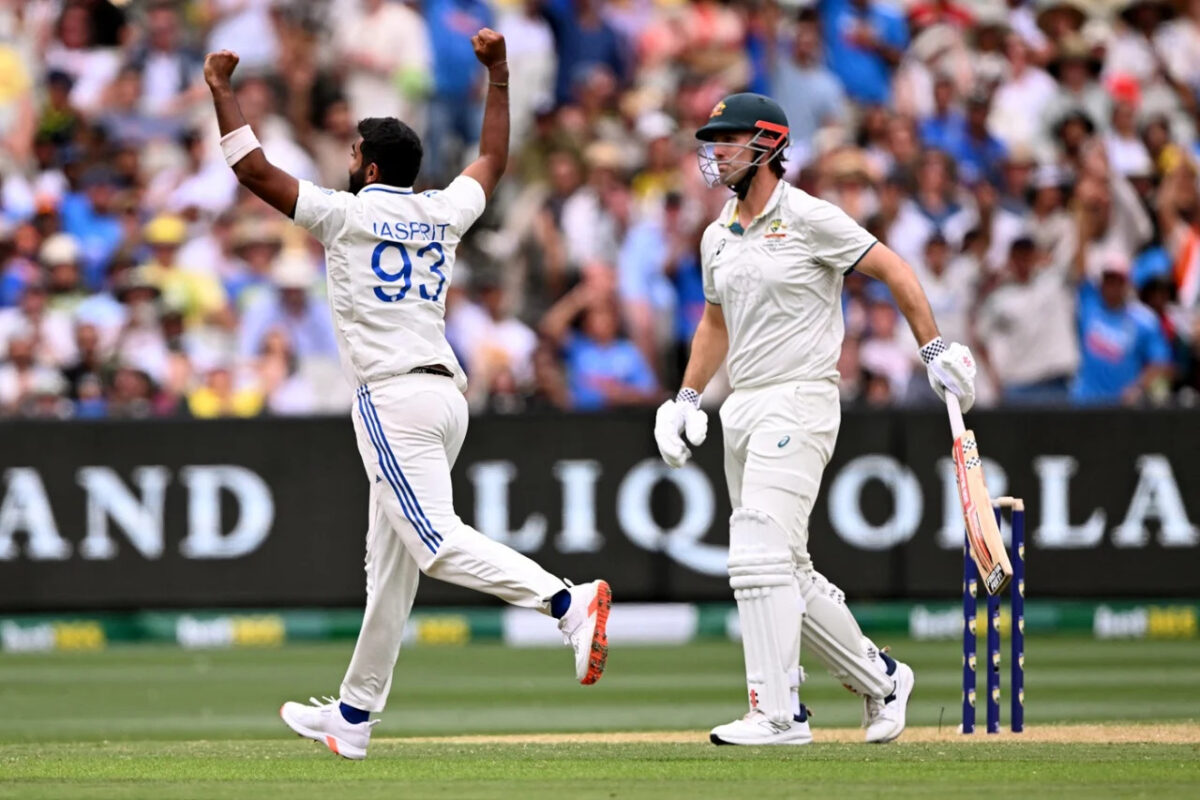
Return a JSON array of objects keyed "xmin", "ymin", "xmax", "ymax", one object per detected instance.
[
  {"xmin": 558, "ymin": 579, "xmax": 612, "ymax": 685},
  {"xmin": 280, "ymin": 696, "xmax": 377, "ymax": 760},
  {"xmin": 864, "ymin": 661, "xmax": 915, "ymax": 743},
  {"xmin": 710, "ymin": 707, "xmax": 813, "ymax": 746}
]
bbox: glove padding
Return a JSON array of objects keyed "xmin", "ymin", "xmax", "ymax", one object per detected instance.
[
  {"xmin": 654, "ymin": 398, "xmax": 708, "ymax": 468},
  {"xmin": 926, "ymin": 341, "xmax": 977, "ymax": 412}
]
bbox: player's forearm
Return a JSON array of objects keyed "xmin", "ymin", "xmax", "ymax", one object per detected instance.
[
  {"xmin": 209, "ymin": 82, "xmax": 266, "ymax": 183},
  {"xmin": 476, "ymin": 63, "xmax": 510, "ymax": 185},
  {"xmin": 680, "ymin": 308, "xmax": 728, "ymax": 394},
  {"xmin": 209, "ymin": 82, "xmax": 247, "ymax": 138},
  {"xmin": 858, "ymin": 244, "xmax": 940, "ymax": 345}
]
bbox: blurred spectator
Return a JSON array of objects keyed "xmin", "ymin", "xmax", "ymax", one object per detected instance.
[
  {"xmin": 0, "ymin": 0, "xmax": 1198, "ymax": 416},
  {"xmin": 912, "ymin": 231, "xmax": 976, "ymax": 347},
  {"xmin": 188, "ymin": 365, "xmax": 263, "ymax": 418},
  {"xmin": 96, "ymin": 65, "xmax": 182, "ymax": 146},
  {"xmin": 334, "ymin": 0, "xmax": 431, "ymax": 131},
  {"xmin": 975, "ymin": 236, "xmax": 1079, "ymax": 404},
  {"xmin": 0, "ymin": 282, "xmax": 76, "ymax": 367},
  {"xmin": 59, "ymin": 166, "xmax": 124, "ymax": 289},
  {"xmin": 544, "ymin": 0, "xmax": 628, "ymax": 105},
  {"xmin": 238, "ymin": 249, "xmax": 337, "ymax": 360},
  {"xmin": 144, "ymin": 129, "xmax": 237, "ymax": 215},
  {"xmin": 820, "ymin": 0, "xmax": 909, "ymax": 107},
  {"xmin": 1073, "ymin": 250, "xmax": 1172, "ymax": 405},
  {"xmin": 495, "ymin": 1, "xmax": 557, "ymax": 146},
  {"xmin": 141, "ymin": 214, "xmax": 230, "ymax": 330},
  {"xmin": 203, "ymin": 0, "xmax": 280, "ymax": 73},
  {"xmin": 770, "ymin": 7, "xmax": 846, "ymax": 156},
  {"xmin": 43, "ymin": 2, "xmax": 123, "ymax": 115},
  {"xmin": 0, "ymin": 326, "xmax": 69, "ymax": 417},
  {"xmin": 111, "ymin": 265, "xmax": 169, "ymax": 386},
  {"xmin": 541, "ymin": 281, "xmax": 658, "ymax": 411},
  {"xmin": 425, "ymin": 0, "xmax": 494, "ymax": 182},
  {"xmin": 126, "ymin": 0, "xmax": 206, "ymax": 119},
  {"xmin": 858, "ymin": 283, "xmax": 915, "ymax": 400},
  {"xmin": 1043, "ymin": 36, "xmax": 1109, "ymax": 146},
  {"xmin": 939, "ymin": 88, "xmax": 1007, "ymax": 187}
]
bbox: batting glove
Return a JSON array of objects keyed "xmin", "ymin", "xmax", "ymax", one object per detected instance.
[
  {"xmin": 654, "ymin": 389, "xmax": 708, "ymax": 468},
  {"xmin": 921, "ymin": 337, "xmax": 977, "ymax": 413}
]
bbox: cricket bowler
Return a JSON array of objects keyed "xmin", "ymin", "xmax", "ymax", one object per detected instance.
[
  {"xmin": 655, "ymin": 93, "xmax": 977, "ymax": 745},
  {"xmin": 203, "ymin": 30, "xmax": 610, "ymax": 760}
]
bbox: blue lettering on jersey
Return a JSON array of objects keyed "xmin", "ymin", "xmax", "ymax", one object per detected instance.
[{"xmin": 370, "ymin": 221, "xmax": 452, "ymax": 241}]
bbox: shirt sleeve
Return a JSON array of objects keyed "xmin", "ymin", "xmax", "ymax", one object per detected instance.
[
  {"xmin": 293, "ymin": 180, "xmax": 352, "ymax": 246},
  {"xmin": 700, "ymin": 226, "xmax": 721, "ymax": 304},
  {"xmin": 805, "ymin": 198, "xmax": 878, "ymax": 274},
  {"xmin": 441, "ymin": 175, "xmax": 488, "ymax": 236}
]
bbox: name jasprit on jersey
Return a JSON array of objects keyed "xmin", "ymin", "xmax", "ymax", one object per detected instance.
[{"xmin": 371, "ymin": 220, "xmax": 452, "ymax": 241}]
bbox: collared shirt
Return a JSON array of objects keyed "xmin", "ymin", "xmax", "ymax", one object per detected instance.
[
  {"xmin": 700, "ymin": 181, "xmax": 877, "ymax": 389},
  {"xmin": 292, "ymin": 176, "xmax": 487, "ymax": 390},
  {"xmin": 1072, "ymin": 282, "xmax": 1170, "ymax": 404}
]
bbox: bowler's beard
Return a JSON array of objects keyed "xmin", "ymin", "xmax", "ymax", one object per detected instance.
[{"xmin": 348, "ymin": 165, "xmax": 367, "ymax": 194}]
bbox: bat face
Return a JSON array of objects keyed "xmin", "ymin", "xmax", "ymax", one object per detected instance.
[{"xmin": 952, "ymin": 430, "xmax": 1013, "ymax": 595}]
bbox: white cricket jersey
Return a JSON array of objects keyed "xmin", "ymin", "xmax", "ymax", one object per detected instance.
[
  {"xmin": 293, "ymin": 176, "xmax": 487, "ymax": 391},
  {"xmin": 701, "ymin": 181, "xmax": 877, "ymax": 390}
]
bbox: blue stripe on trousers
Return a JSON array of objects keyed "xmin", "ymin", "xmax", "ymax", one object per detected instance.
[
  {"xmin": 362, "ymin": 386, "xmax": 442, "ymax": 546},
  {"xmin": 355, "ymin": 387, "xmax": 439, "ymax": 553}
]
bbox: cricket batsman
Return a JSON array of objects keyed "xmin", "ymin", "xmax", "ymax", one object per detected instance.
[
  {"xmin": 655, "ymin": 93, "xmax": 977, "ymax": 745},
  {"xmin": 204, "ymin": 30, "xmax": 610, "ymax": 760}
]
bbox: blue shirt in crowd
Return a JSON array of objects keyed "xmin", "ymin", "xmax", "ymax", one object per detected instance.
[
  {"xmin": 1072, "ymin": 281, "xmax": 1170, "ymax": 404},
  {"xmin": 426, "ymin": 0, "xmax": 494, "ymax": 97},
  {"xmin": 563, "ymin": 333, "xmax": 656, "ymax": 411},
  {"xmin": 59, "ymin": 192, "xmax": 123, "ymax": 291},
  {"xmin": 543, "ymin": 0, "xmax": 627, "ymax": 104},
  {"xmin": 820, "ymin": 0, "xmax": 908, "ymax": 106}
]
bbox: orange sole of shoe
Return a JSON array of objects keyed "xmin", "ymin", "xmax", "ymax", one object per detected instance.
[{"xmin": 581, "ymin": 581, "xmax": 612, "ymax": 685}]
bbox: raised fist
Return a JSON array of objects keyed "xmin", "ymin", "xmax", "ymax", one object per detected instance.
[
  {"xmin": 471, "ymin": 28, "xmax": 506, "ymax": 69},
  {"xmin": 204, "ymin": 50, "xmax": 240, "ymax": 89}
]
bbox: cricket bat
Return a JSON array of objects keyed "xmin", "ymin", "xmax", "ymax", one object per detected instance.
[{"xmin": 946, "ymin": 394, "xmax": 1013, "ymax": 596}]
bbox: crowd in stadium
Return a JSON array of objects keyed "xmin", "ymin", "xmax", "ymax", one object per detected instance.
[{"xmin": 1, "ymin": 0, "xmax": 1199, "ymax": 418}]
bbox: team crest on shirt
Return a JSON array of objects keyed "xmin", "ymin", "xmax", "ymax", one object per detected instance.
[{"xmin": 764, "ymin": 218, "xmax": 788, "ymax": 251}]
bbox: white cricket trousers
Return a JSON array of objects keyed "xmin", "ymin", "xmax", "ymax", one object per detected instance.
[
  {"xmin": 340, "ymin": 373, "xmax": 566, "ymax": 712},
  {"xmin": 721, "ymin": 378, "xmax": 894, "ymax": 700}
]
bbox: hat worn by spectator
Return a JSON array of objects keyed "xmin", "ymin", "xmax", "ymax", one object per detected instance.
[
  {"xmin": 114, "ymin": 266, "xmax": 162, "ymax": 300},
  {"xmin": 1035, "ymin": 0, "xmax": 1090, "ymax": 35},
  {"xmin": 232, "ymin": 218, "xmax": 283, "ymax": 250},
  {"xmin": 271, "ymin": 251, "xmax": 316, "ymax": 290},
  {"xmin": 143, "ymin": 214, "xmax": 187, "ymax": 247},
  {"xmin": 1048, "ymin": 35, "xmax": 1102, "ymax": 79},
  {"xmin": 39, "ymin": 233, "xmax": 81, "ymax": 266},
  {"xmin": 1100, "ymin": 250, "xmax": 1133, "ymax": 278}
]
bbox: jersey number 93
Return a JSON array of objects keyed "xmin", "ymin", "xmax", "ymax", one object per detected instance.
[{"xmin": 371, "ymin": 240, "xmax": 447, "ymax": 304}]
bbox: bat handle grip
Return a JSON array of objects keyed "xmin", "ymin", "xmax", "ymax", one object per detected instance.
[{"xmin": 946, "ymin": 392, "xmax": 966, "ymax": 439}]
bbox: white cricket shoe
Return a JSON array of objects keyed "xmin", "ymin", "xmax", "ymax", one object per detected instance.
[
  {"xmin": 557, "ymin": 579, "xmax": 612, "ymax": 685},
  {"xmin": 280, "ymin": 696, "xmax": 377, "ymax": 760},
  {"xmin": 710, "ymin": 708, "xmax": 813, "ymax": 746},
  {"xmin": 864, "ymin": 661, "xmax": 915, "ymax": 743}
]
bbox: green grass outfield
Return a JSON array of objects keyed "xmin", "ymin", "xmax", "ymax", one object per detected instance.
[{"xmin": 1, "ymin": 637, "xmax": 1198, "ymax": 798}]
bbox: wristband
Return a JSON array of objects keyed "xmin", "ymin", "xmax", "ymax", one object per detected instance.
[
  {"xmin": 220, "ymin": 124, "xmax": 261, "ymax": 167},
  {"xmin": 676, "ymin": 388, "xmax": 700, "ymax": 408},
  {"xmin": 919, "ymin": 336, "xmax": 946, "ymax": 365}
]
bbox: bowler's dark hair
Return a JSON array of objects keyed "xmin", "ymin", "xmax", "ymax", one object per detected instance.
[{"xmin": 358, "ymin": 117, "xmax": 423, "ymax": 187}]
